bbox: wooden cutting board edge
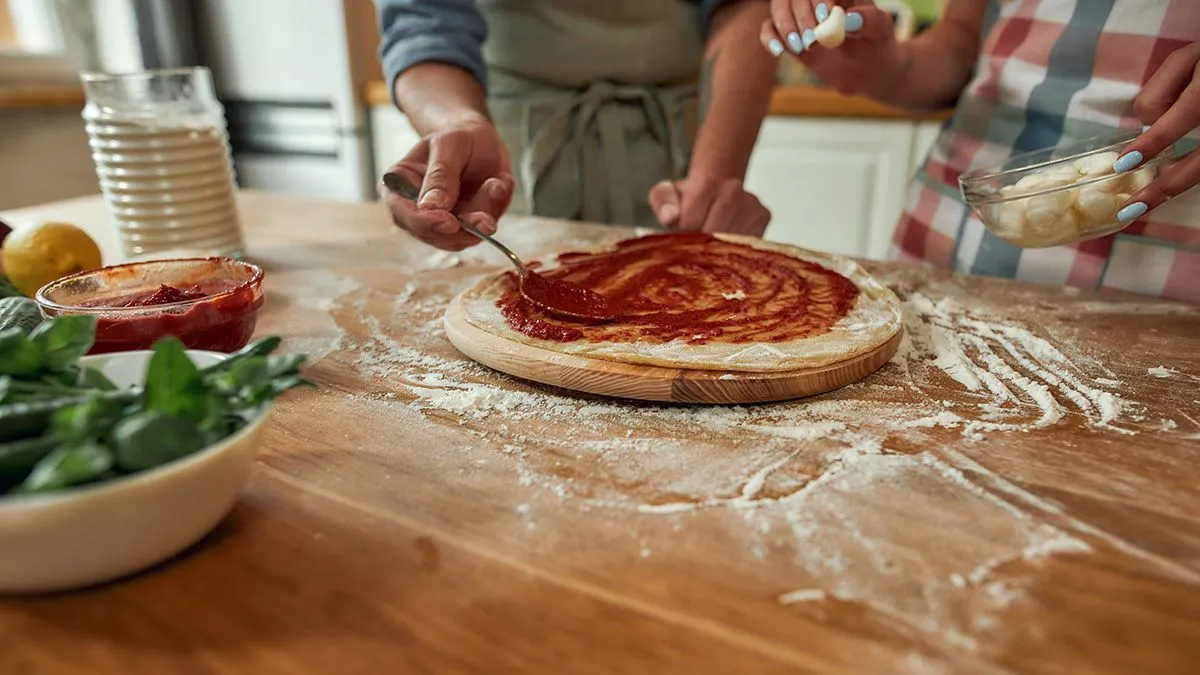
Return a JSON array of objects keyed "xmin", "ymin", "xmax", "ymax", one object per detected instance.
[{"xmin": 441, "ymin": 293, "xmax": 903, "ymax": 405}]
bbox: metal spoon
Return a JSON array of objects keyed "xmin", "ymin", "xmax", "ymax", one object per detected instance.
[{"xmin": 380, "ymin": 172, "xmax": 617, "ymax": 322}]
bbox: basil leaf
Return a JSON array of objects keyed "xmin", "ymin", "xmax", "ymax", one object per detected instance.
[
  {"xmin": 75, "ymin": 366, "xmax": 118, "ymax": 391},
  {"xmin": 143, "ymin": 338, "xmax": 215, "ymax": 424},
  {"xmin": 0, "ymin": 276, "xmax": 24, "ymax": 299},
  {"xmin": 50, "ymin": 392, "xmax": 124, "ymax": 446},
  {"xmin": 0, "ymin": 436, "xmax": 57, "ymax": 494},
  {"xmin": 200, "ymin": 336, "xmax": 282, "ymax": 375},
  {"xmin": 29, "ymin": 315, "xmax": 97, "ymax": 372},
  {"xmin": 0, "ymin": 328, "xmax": 43, "ymax": 376},
  {"xmin": 16, "ymin": 441, "xmax": 114, "ymax": 493},
  {"xmin": 112, "ymin": 411, "xmax": 205, "ymax": 472},
  {"xmin": 0, "ymin": 377, "xmax": 10, "ymax": 404}
]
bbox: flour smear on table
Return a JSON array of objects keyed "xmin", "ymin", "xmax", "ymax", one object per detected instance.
[{"xmin": 276, "ymin": 257, "xmax": 1197, "ymax": 666}]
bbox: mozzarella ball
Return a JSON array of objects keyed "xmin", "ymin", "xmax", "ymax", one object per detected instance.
[
  {"xmin": 1025, "ymin": 189, "xmax": 1075, "ymax": 229},
  {"xmin": 814, "ymin": 6, "xmax": 847, "ymax": 48},
  {"xmin": 992, "ymin": 201, "xmax": 1028, "ymax": 238},
  {"xmin": 1009, "ymin": 170, "xmax": 1075, "ymax": 196},
  {"xmin": 1038, "ymin": 208, "xmax": 1084, "ymax": 242},
  {"xmin": 1073, "ymin": 151, "xmax": 1121, "ymax": 177},
  {"xmin": 1076, "ymin": 183, "xmax": 1120, "ymax": 224},
  {"xmin": 1125, "ymin": 166, "xmax": 1155, "ymax": 194}
]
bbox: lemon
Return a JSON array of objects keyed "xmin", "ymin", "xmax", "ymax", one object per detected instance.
[{"xmin": 1, "ymin": 221, "xmax": 103, "ymax": 297}]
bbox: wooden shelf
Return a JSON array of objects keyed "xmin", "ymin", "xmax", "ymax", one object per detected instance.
[
  {"xmin": 0, "ymin": 83, "xmax": 85, "ymax": 111},
  {"xmin": 362, "ymin": 80, "xmax": 952, "ymax": 122},
  {"xmin": 768, "ymin": 85, "xmax": 952, "ymax": 121}
]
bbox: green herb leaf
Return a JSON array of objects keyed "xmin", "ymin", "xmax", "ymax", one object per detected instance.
[
  {"xmin": 143, "ymin": 337, "xmax": 216, "ymax": 424},
  {"xmin": 50, "ymin": 392, "xmax": 125, "ymax": 446},
  {"xmin": 16, "ymin": 441, "xmax": 114, "ymax": 493},
  {"xmin": 200, "ymin": 336, "xmax": 282, "ymax": 375},
  {"xmin": 0, "ymin": 276, "xmax": 24, "ymax": 299},
  {"xmin": 0, "ymin": 435, "xmax": 57, "ymax": 494},
  {"xmin": 74, "ymin": 366, "xmax": 118, "ymax": 392},
  {"xmin": 0, "ymin": 328, "xmax": 43, "ymax": 376},
  {"xmin": 0, "ymin": 390, "xmax": 139, "ymax": 443},
  {"xmin": 112, "ymin": 410, "xmax": 205, "ymax": 472},
  {"xmin": 0, "ymin": 377, "xmax": 10, "ymax": 404},
  {"xmin": 29, "ymin": 315, "xmax": 97, "ymax": 372}
]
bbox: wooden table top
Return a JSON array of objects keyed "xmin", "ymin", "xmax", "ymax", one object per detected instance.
[{"xmin": 2, "ymin": 191, "xmax": 1199, "ymax": 675}]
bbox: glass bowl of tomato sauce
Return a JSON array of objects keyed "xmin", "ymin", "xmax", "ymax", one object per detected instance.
[{"xmin": 35, "ymin": 257, "xmax": 264, "ymax": 354}]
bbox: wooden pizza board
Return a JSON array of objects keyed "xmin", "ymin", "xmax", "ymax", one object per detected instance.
[{"xmin": 442, "ymin": 293, "xmax": 903, "ymax": 404}]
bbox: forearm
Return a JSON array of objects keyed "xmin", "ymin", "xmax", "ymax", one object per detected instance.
[
  {"xmin": 394, "ymin": 64, "xmax": 491, "ymax": 136},
  {"xmin": 867, "ymin": 0, "xmax": 987, "ymax": 112},
  {"xmin": 689, "ymin": 1, "xmax": 776, "ymax": 182},
  {"xmin": 376, "ymin": 0, "xmax": 490, "ymax": 135}
]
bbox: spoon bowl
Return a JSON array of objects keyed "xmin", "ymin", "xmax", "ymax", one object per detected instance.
[{"xmin": 380, "ymin": 172, "xmax": 617, "ymax": 322}]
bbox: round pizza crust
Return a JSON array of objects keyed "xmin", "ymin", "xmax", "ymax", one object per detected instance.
[{"xmin": 457, "ymin": 234, "xmax": 904, "ymax": 373}]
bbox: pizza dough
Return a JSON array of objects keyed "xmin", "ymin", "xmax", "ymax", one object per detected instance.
[{"xmin": 458, "ymin": 233, "xmax": 903, "ymax": 373}]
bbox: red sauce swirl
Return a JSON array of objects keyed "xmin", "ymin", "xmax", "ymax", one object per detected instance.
[{"xmin": 498, "ymin": 232, "xmax": 860, "ymax": 344}]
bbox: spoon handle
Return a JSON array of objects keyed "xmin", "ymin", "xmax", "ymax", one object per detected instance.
[{"xmin": 379, "ymin": 172, "xmax": 526, "ymax": 276}]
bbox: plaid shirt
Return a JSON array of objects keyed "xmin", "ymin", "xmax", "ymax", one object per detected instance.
[{"xmin": 891, "ymin": 0, "xmax": 1200, "ymax": 303}]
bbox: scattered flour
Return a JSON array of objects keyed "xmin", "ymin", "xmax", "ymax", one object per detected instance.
[
  {"xmin": 1148, "ymin": 366, "xmax": 1176, "ymax": 378},
  {"xmin": 777, "ymin": 588, "xmax": 827, "ymax": 604},
  {"xmin": 311, "ymin": 271, "xmax": 1184, "ymax": 660},
  {"xmin": 419, "ymin": 250, "xmax": 463, "ymax": 270}
]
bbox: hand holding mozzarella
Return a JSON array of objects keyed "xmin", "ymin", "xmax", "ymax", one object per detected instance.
[
  {"xmin": 1109, "ymin": 43, "xmax": 1200, "ymax": 223},
  {"xmin": 759, "ymin": 1, "xmax": 902, "ymax": 99}
]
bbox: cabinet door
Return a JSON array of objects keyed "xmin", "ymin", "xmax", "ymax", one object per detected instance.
[
  {"xmin": 910, "ymin": 120, "xmax": 944, "ymax": 175},
  {"xmin": 369, "ymin": 105, "xmax": 423, "ymax": 181},
  {"xmin": 747, "ymin": 117, "xmax": 915, "ymax": 260}
]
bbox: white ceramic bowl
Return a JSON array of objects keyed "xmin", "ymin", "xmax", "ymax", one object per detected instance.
[{"xmin": 0, "ymin": 350, "xmax": 272, "ymax": 593}]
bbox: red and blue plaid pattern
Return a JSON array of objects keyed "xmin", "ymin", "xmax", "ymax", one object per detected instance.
[{"xmin": 891, "ymin": 0, "xmax": 1200, "ymax": 303}]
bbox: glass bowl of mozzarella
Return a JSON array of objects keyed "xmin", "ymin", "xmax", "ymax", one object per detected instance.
[{"xmin": 959, "ymin": 131, "xmax": 1171, "ymax": 248}]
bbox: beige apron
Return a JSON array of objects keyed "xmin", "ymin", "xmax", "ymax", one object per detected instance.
[{"xmin": 477, "ymin": 0, "xmax": 705, "ymax": 227}]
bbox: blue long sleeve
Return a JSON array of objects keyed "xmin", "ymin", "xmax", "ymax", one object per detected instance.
[
  {"xmin": 697, "ymin": 0, "xmax": 736, "ymax": 35},
  {"xmin": 375, "ymin": 0, "xmax": 737, "ymax": 100},
  {"xmin": 375, "ymin": 0, "xmax": 488, "ymax": 94}
]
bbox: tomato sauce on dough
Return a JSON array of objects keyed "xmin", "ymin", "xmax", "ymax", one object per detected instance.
[{"xmin": 497, "ymin": 233, "xmax": 859, "ymax": 344}]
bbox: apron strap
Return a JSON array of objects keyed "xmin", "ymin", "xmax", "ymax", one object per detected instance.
[{"xmin": 518, "ymin": 80, "xmax": 690, "ymax": 225}]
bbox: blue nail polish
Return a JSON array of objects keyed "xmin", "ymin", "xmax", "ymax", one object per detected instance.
[
  {"xmin": 787, "ymin": 31, "xmax": 804, "ymax": 53},
  {"xmin": 802, "ymin": 28, "xmax": 817, "ymax": 48},
  {"xmin": 845, "ymin": 11, "xmax": 864, "ymax": 32},
  {"xmin": 1113, "ymin": 150, "xmax": 1144, "ymax": 174},
  {"xmin": 1117, "ymin": 201, "xmax": 1149, "ymax": 223},
  {"xmin": 768, "ymin": 38, "xmax": 785, "ymax": 57},
  {"xmin": 816, "ymin": 2, "xmax": 830, "ymax": 22}
]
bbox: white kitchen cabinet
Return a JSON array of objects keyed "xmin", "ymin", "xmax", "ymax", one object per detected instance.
[
  {"xmin": 369, "ymin": 105, "xmax": 422, "ymax": 179},
  {"xmin": 911, "ymin": 120, "xmax": 945, "ymax": 175},
  {"xmin": 749, "ymin": 117, "xmax": 917, "ymax": 261}
]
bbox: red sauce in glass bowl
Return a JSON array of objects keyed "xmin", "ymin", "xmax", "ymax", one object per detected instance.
[{"xmin": 36, "ymin": 257, "xmax": 265, "ymax": 354}]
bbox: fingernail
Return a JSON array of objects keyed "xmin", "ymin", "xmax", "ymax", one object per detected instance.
[
  {"xmin": 1117, "ymin": 201, "xmax": 1148, "ymax": 223},
  {"xmin": 419, "ymin": 189, "xmax": 444, "ymax": 209},
  {"xmin": 816, "ymin": 2, "xmax": 830, "ymax": 22},
  {"xmin": 1113, "ymin": 151, "xmax": 1143, "ymax": 174},
  {"xmin": 659, "ymin": 203, "xmax": 680, "ymax": 224},
  {"xmin": 787, "ymin": 31, "xmax": 804, "ymax": 53},
  {"xmin": 802, "ymin": 28, "xmax": 817, "ymax": 48},
  {"xmin": 768, "ymin": 38, "xmax": 785, "ymax": 57},
  {"xmin": 846, "ymin": 11, "xmax": 864, "ymax": 32}
]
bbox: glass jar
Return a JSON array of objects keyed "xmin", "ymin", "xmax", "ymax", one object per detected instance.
[{"xmin": 80, "ymin": 67, "xmax": 246, "ymax": 259}]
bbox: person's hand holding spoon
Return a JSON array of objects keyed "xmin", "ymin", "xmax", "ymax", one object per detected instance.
[{"xmin": 380, "ymin": 172, "xmax": 618, "ymax": 323}]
